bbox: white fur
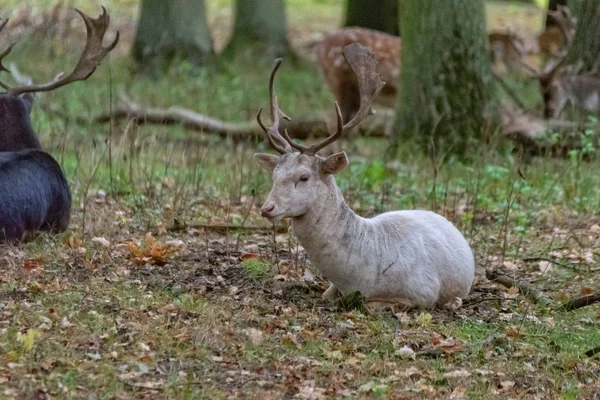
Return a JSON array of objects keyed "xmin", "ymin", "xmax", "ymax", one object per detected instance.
[{"xmin": 256, "ymin": 152, "xmax": 475, "ymax": 308}]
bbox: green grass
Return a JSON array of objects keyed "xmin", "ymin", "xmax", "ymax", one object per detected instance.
[{"xmin": 1, "ymin": 1, "xmax": 600, "ymax": 399}]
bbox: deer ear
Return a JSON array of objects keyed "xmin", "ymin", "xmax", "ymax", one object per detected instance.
[
  {"xmin": 321, "ymin": 152, "xmax": 349, "ymax": 175},
  {"xmin": 254, "ymin": 153, "xmax": 280, "ymax": 173}
]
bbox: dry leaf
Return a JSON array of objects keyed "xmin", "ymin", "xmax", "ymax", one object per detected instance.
[
  {"xmin": 538, "ymin": 261, "xmax": 551, "ymax": 273},
  {"xmin": 243, "ymin": 328, "xmax": 263, "ymax": 344},
  {"xmin": 395, "ymin": 345, "xmax": 415, "ymax": 360},
  {"xmin": 443, "ymin": 370, "xmax": 472, "ymax": 379},
  {"xmin": 127, "ymin": 232, "xmax": 180, "ymax": 266},
  {"xmin": 92, "ymin": 237, "xmax": 110, "ymax": 248},
  {"xmin": 505, "ymin": 325, "xmax": 521, "ymax": 337}
]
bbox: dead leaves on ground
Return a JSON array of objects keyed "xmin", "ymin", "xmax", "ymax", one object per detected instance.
[{"xmin": 127, "ymin": 233, "xmax": 184, "ymax": 266}]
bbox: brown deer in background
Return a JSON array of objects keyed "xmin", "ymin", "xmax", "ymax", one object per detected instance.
[
  {"xmin": 316, "ymin": 27, "xmax": 535, "ymax": 123},
  {"xmin": 517, "ymin": 6, "xmax": 600, "ymax": 118},
  {"xmin": 0, "ymin": 7, "xmax": 119, "ymax": 242}
]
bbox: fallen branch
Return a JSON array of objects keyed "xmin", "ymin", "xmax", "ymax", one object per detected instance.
[
  {"xmin": 51, "ymin": 94, "xmax": 393, "ymax": 140},
  {"xmin": 559, "ymin": 293, "xmax": 600, "ymax": 311},
  {"xmin": 167, "ymin": 223, "xmax": 289, "ymax": 234},
  {"xmin": 485, "ymin": 269, "xmax": 554, "ymax": 306},
  {"xmin": 486, "ymin": 269, "xmax": 600, "ymax": 311}
]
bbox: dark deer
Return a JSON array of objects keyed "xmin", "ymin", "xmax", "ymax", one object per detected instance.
[{"xmin": 0, "ymin": 7, "xmax": 119, "ymax": 242}]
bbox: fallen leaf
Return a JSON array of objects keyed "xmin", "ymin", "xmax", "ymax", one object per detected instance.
[
  {"xmin": 241, "ymin": 253, "xmax": 261, "ymax": 260},
  {"xmin": 503, "ymin": 260, "xmax": 519, "ymax": 270},
  {"xmin": 505, "ymin": 325, "xmax": 521, "ymax": 337},
  {"xmin": 416, "ymin": 312, "xmax": 433, "ymax": 327},
  {"xmin": 17, "ymin": 329, "xmax": 42, "ymax": 352},
  {"xmin": 538, "ymin": 261, "xmax": 551, "ymax": 273},
  {"xmin": 243, "ymin": 328, "xmax": 263, "ymax": 344},
  {"xmin": 358, "ymin": 381, "xmax": 387, "ymax": 393},
  {"xmin": 449, "ymin": 385, "xmax": 468, "ymax": 399},
  {"xmin": 92, "ymin": 237, "xmax": 111, "ymax": 248},
  {"xmin": 443, "ymin": 370, "xmax": 472, "ymax": 379},
  {"xmin": 580, "ymin": 287, "xmax": 595, "ymax": 296},
  {"xmin": 395, "ymin": 345, "xmax": 415, "ymax": 360},
  {"xmin": 499, "ymin": 380, "xmax": 515, "ymax": 391},
  {"xmin": 504, "ymin": 286, "xmax": 519, "ymax": 299}
]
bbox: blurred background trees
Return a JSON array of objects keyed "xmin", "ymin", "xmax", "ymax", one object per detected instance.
[
  {"xmin": 224, "ymin": 0, "xmax": 293, "ymax": 61},
  {"xmin": 394, "ymin": 0, "xmax": 495, "ymax": 156},
  {"xmin": 344, "ymin": 0, "xmax": 399, "ymax": 36},
  {"xmin": 132, "ymin": 0, "xmax": 215, "ymax": 70},
  {"xmin": 566, "ymin": 0, "xmax": 600, "ymax": 72}
]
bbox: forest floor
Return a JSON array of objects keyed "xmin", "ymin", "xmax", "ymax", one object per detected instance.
[{"xmin": 1, "ymin": 1, "xmax": 600, "ymax": 399}]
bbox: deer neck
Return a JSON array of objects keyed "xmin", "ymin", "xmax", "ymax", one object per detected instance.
[
  {"xmin": 0, "ymin": 102, "xmax": 43, "ymax": 152},
  {"xmin": 291, "ymin": 175, "xmax": 363, "ymax": 254}
]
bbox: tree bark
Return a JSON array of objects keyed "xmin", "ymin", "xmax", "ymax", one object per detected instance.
[
  {"xmin": 546, "ymin": 0, "xmax": 568, "ymax": 28},
  {"xmin": 566, "ymin": 0, "xmax": 600, "ymax": 72},
  {"xmin": 344, "ymin": 0, "xmax": 400, "ymax": 36},
  {"xmin": 132, "ymin": 0, "xmax": 215, "ymax": 69},
  {"xmin": 393, "ymin": 0, "xmax": 496, "ymax": 157},
  {"xmin": 224, "ymin": 0, "xmax": 292, "ymax": 61}
]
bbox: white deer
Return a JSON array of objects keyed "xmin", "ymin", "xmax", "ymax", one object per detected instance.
[{"xmin": 254, "ymin": 44, "xmax": 475, "ymax": 309}]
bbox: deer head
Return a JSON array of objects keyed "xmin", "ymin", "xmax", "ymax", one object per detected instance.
[
  {"xmin": 255, "ymin": 43, "xmax": 384, "ymax": 222},
  {"xmin": 515, "ymin": 6, "xmax": 577, "ymax": 118},
  {"xmin": 0, "ymin": 7, "xmax": 119, "ymax": 151}
]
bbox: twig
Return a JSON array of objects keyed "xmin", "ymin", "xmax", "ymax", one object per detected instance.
[
  {"xmin": 485, "ymin": 270, "xmax": 554, "ymax": 306},
  {"xmin": 486, "ymin": 270, "xmax": 600, "ymax": 311},
  {"xmin": 522, "ymin": 255, "xmax": 576, "ymax": 269},
  {"xmin": 463, "ymin": 296, "xmax": 507, "ymax": 307},
  {"xmin": 167, "ymin": 223, "xmax": 288, "ymax": 234},
  {"xmin": 560, "ymin": 293, "xmax": 600, "ymax": 311}
]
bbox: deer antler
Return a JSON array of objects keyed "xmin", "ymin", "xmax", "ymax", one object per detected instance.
[
  {"xmin": 517, "ymin": 6, "xmax": 576, "ymax": 81},
  {"xmin": 0, "ymin": 7, "xmax": 119, "ymax": 96},
  {"xmin": 538, "ymin": 5, "xmax": 576, "ymax": 81},
  {"xmin": 0, "ymin": 18, "xmax": 15, "ymax": 90},
  {"xmin": 256, "ymin": 58, "xmax": 293, "ymax": 154},
  {"xmin": 280, "ymin": 43, "xmax": 385, "ymax": 156}
]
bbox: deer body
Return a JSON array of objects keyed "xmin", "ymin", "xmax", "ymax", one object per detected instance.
[
  {"xmin": 0, "ymin": 7, "xmax": 118, "ymax": 241},
  {"xmin": 546, "ymin": 73, "xmax": 600, "ymax": 118},
  {"xmin": 0, "ymin": 150, "xmax": 71, "ymax": 241},
  {"xmin": 283, "ymin": 159, "xmax": 474, "ymax": 307},
  {"xmin": 255, "ymin": 45, "xmax": 475, "ymax": 308}
]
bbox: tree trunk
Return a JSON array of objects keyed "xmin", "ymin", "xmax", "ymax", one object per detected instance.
[
  {"xmin": 132, "ymin": 0, "xmax": 215, "ymax": 69},
  {"xmin": 546, "ymin": 0, "xmax": 568, "ymax": 28},
  {"xmin": 344, "ymin": 0, "xmax": 400, "ymax": 36},
  {"xmin": 566, "ymin": 0, "xmax": 600, "ymax": 72},
  {"xmin": 393, "ymin": 0, "xmax": 495, "ymax": 156},
  {"xmin": 224, "ymin": 0, "xmax": 292, "ymax": 62}
]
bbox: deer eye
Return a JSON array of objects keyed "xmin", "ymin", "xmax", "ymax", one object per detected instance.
[{"xmin": 299, "ymin": 175, "xmax": 310, "ymax": 182}]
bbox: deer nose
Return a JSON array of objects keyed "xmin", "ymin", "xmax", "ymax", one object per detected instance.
[{"xmin": 261, "ymin": 204, "xmax": 275, "ymax": 217}]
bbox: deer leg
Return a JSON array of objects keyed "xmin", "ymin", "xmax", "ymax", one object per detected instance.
[{"xmin": 322, "ymin": 282, "xmax": 341, "ymax": 301}]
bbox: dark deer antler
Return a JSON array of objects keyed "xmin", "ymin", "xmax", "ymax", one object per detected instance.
[
  {"xmin": 259, "ymin": 43, "xmax": 384, "ymax": 156},
  {"xmin": 0, "ymin": 7, "xmax": 119, "ymax": 96},
  {"xmin": 0, "ymin": 18, "xmax": 15, "ymax": 90}
]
